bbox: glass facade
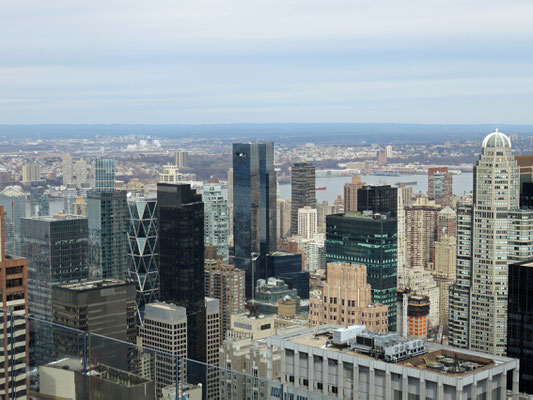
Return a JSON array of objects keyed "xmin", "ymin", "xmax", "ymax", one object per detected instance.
[
  {"xmin": 326, "ymin": 213, "xmax": 397, "ymax": 331},
  {"xmin": 202, "ymin": 182, "xmax": 229, "ymax": 262},
  {"xmin": 127, "ymin": 195, "xmax": 158, "ymax": 324},
  {"xmin": 0, "ymin": 186, "xmax": 26, "ymax": 256},
  {"xmin": 357, "ymin": 185, "xmax": 398, "ymax": 217},
  {"xmin": 290, "ymin": 162, "xmax": 316, "ymax": 235},
  {"xmin": 233, "ymin": 142, "xmax": 277, "ymax": 298},
  {"xmin": 87, "ymin": 190, "xmax": 129, "ymax": 279},
  {"xmin": 94, "ymin": 157, "xmax": 115, "ymax": 192},
  {"xmin": 157, "ymin": 183, "xmax": 206, "ymax": 363}
]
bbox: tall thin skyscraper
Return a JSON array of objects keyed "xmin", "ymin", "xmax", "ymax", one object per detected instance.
[
  {"xmin": 0, "ymin": 186, "xmax": 26, "ymax": 256},
  {"xmin": 203, "ymin": 181, "xmax": 229, "ymax": 262},
  {"xmin": 94, "ymin": 157, "xmax": 116, "ymax": 191},
  {"xmin": 62, "ymin": 154, "xmax": 73, "ymax": 185},
  {"xmin": 290, "ymin": 162, "xmax": 315, "ymax": 235},
  {"xmin": 175, "ymin": 150, "xmax": 189, "ymax": 168},
  {"xmin": 232, "ymin": 142, "xmax": 276, "ymax": 298},
  {"xmin": 157, "ymin": 183, "xmax": 205, "ymax": 362},
  {"xmin": 428, "ymin": 167, "xmax": 452, "ymax": 206},
  {"xmin": 344, "ymin": 176, "xmax": 365, "ymax": 212}
]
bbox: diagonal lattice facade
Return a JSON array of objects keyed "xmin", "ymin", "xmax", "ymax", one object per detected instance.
[{"xmin": 127, "ymin": 196, "xmax": 158, "ymax": 324}]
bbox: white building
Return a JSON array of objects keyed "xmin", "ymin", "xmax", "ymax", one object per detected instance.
[
  {"xmin": 401, "ymin": 267, "xmax": 440, "ymax": 329},
  {"xmin": 203, "ymin": 182, "xmax": 229, "ymax": 262},
  {"xmin": 297, "ymin": 206, "xmax": 317, "ymax": 240}
]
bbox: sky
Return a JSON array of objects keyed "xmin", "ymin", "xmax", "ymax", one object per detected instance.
[{"xmin": 2, "ymin": 0, "xmax": 533, "ymax": 124}]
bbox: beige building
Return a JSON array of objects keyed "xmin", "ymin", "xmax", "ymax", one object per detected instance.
[
  {"xmin": 297, "ymin": 206, "xmax": 317, "ymax": 240},
  {"xmin": 204, "ymin": 259, "xmax": 246, "ymax": 341},
  {"xmin": 405, "ymin": 197, "xmax": 440, "ymax": 270},
  {"xmin": 309, "ymin": 262, "xmax": 388, "ymax": 332},
  {"xmin": 22, "ymin": 162, "xmax": 40, "ymax": 183},
  {"xmin": 343, "ymin": 176, "xmax": 365, "ymax": 212},
  {"xmin": 159, "ymin": 165, "xmax": 196, "ymax": 183},
  {"xmin": 402, "ymin": 267, "xmax": 440, "ymax": 329},
  {"xmin": 276, "ymin": 198, "xmax": 292, "ymax": 240}
]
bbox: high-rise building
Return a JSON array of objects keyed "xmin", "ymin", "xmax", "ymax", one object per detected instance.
[
  {"xmin": 396, "ymin": 183, "xmax": 408, "ymax": 287},
  {"xmin": 436, "ymin": 206, "xmax": 457, "ymax": 241},
  {"xmin": 22, "ymin": 162, "xmax": 40, "ymax": 183},
  {"xmin": 0, "ymin": 186, "xmax": 26, "ymax": 255},
  {"xmin": 127, "ymin": 195, "xmax": 158, "ymax": 324},
  {"xmin": 508, "ymin": 260, "xmax": 533, "ymax": 394},
  {"xmin": 290, "ymin": 162, "xmax": 315, "ymax": 235},
  {"xmin": 139, "ymin": 302, "xmax": 188, "ymax": 398},
  {"xmin": 204, "ymin": 259, "xmax": 246, "ymax": 341},
  {"xmin": 309, "ymin": 262, "xmax": 388, "ymax": 332},
  {"xmin": 21, "ymin": 214, "xmax": 89, "ymax": 366},
  {"xmin": 87, "ymin": 190, "xmax": 128, "ymax": 279},
  {"xmin": 227, "ymin": 168, "xmax": 234, "ymax": 244},
  {"xmin": 401, "ymin": 267, "xmax": 440, "ymax": 329},
  {"xmin": 233, "ymin": 142, "xmax": 276, "ymax": 299},
  {"xmin": 204, "ymin": 297, "xmax": 221, "ymax": 399},
  {"xmin": 433, "ymin": 235, "xmax": 456, "ymax": 326},
  {"xmin": 428, "ymin": 167, "xmax": 452, "ymax": 206},
  {"xmin": 74, "ymin": 158, "xmax": 88, "ymax": 185},
  {"xmin": 407, "ymin": 295, "xmax": 430, "ymax": 338},
  {"xmin": 175, "ymin": 150, "xmax": 189, "ymax": 168},
  {"xmin": 203, "ymin": 181, "xmax": 229, "ymax": 262},
  {"xmin": 357, "ymin": 185, "xmax": 397, "ymax": 217},
  {"xmin": 0, "ymin": 206, "xmax": 29, "ymax": 399},
  {"xmin": 405, "ymin": 197, "xmax": 440, "ymax": 270},
  {"xmin": 448, "ymin": 203, "xmax": 473, "ymax": 349},
  {"xmin": 94, "ymin": 157, "xmax": 116, "ymax": 191},
  {"xmin": 326, "ymin": 212, "xmax": 397, "ymax": 331},
  {"xmin": 343, "ymin": 176, "xmax": 365, "ymax": 212},
  {"xmin": 52, "ymin": 279, "xmax": 136, "ymax": 367},
  {"xmin": 62, "ymin": 154, "xmax": 73, "ymax": 185},
  {"xmin": 297, "ymin": 206, "xmax": 317, "ymax": 240},
  {"xmin": 470, "ymin": 131, "xmax": 519, "ymax": 356},
  {"xmin": 30, "ymin": 186, "xmax": 49, "ymax": 217},
  {"xmin": 276, "ymin": 198, "xmax": 291, "ymax": 240},
  {"xmin": 386, "ymin": 145, "xmax": 393, "ymax": 158},
  {"xmin": 63, "ymin": 184, "xmax": 78, "ymax": 214},
  {"xmin": 157, "ymin": 183, "xmax": 206, "ymax": 363}
]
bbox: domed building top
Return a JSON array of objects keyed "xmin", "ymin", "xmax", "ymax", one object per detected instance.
[{"xmin": 482, "ymin": 129, "xmax": 511, "ymax": 148}]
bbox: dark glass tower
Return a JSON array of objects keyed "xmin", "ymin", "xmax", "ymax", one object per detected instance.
[
  {"xmin": 357, "ymin": 185, "xmax": 397, "ymax": 217},
  {"xmin": 290, "ymin": 162, "xmax": 316, "ymax": 235},
  {"xmin": 232, "ymin": 142, "xmax": 277, "ymax": 298},
  {"xmin": 508, "ymin": 260, "xmax": 533, "ymax": 394},
  {"xmin": 94, "ymin": 157, "xmax": 116, "ymax": 191},
  {"xmin": 157, "ymin": 183, "xmax": 205, "ymax": 362},
  {"xmin": 326, "ymin": 213, "xmax": 397, "ymax": 331}
]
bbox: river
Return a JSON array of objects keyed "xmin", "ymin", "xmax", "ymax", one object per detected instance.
[{"xmin": 277, "ymin": 173, "xmax": 473, "ymax": 203}]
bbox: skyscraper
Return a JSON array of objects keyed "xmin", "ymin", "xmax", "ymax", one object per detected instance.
[
  {"xmin": 202, "ymin": 181, "xmax": 229, "ymax": 262},
  {"xmin": 290, "ymin": 162, "xmax": 315, "ymax": 235},
  {"xmin": 0, "ymin": 186, "xmax": 26, "ymax": 256},
  {"xmin": 22, "ymin": 163, "xmax": 40, "ymax": 184},
  {"xmin": 30, "ymin": 186, "xmax": 49, "ymax": 217},
  {"xmin": 343, "ymin": 176, "xmax": 365, "ymax": 212},
  {"xmin": 232, "ymin": 142, "xmax": 276, "ymax": 298},
  {"xmin": 175, "ymin": 150, "xmax": 189, "ymax": 168},
  {"xmin": 297, "ymin": 206, "xmax": 317, "ymax": 240},
  {"xmin": 357, "ymin": 185, "xmax": 397, "ymax": 217},
  {"xmin": 405, "ymin": 197, "xmax": 440, "ymax": 270},
  {"xmin": 428, "ymin": 167, "xmax": 452, "ymax": 206},
  {"xmin": 157, "ymin": 183, "xmax": 205, "ymax": 362},
  {"xmin": 326, "ymin": 212, "xmax": 397, "ymax": 331},
  {"xmin": 469, "ymin": 131, "xmax": 519, "ymax": 356},
  {"xmin": 62, "ymin": 154, "xmax": 73, "ymax": 185},
  {"xmin": 127, "ymin": 194, "xmax": 158, "ymax": 324},
  {"xmin": 94, "ymin": 157, "xmax": 116, "ymax": 191},
  {"xmin": 0, "ymin": 206, "xmax": 29, "ymax": 399}
]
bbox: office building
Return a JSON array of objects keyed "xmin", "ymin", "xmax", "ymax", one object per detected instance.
[
  {"xmin": 276, "ymin": 198, "xmax": 292, "ymax": 240},
  {"xmin": 139, "ymin": 302, "xmax": 188, "ymax": 398},
  {"xmin": 202, "ymin": 181, "xmax": 229, "ymax": 262},
  {"xmin": 253, "ymin": 278, "xmax": 302, "ymax": 315},
  {"xmin": 63, "ymin": 154, "xmax": 73, "ymax": 185},
  {"xmin": 0, "ymin": 186, "xmax": 26, "ymax": 255},
  {"xmin": 407, "ymin": 295, "xmax": 430, "ymax": 338},
  {"xmin": 0, "ymin": 206, "xmax": 29, "ymax": 399},
  {"xmin": 266, "ymin": 252, "xmax": 309, "ymax": 299},
  {"xmin": 227, "ymin": 168, "xmax": 234, "ymax": 243},
  {"xmin": 157, "ymin": 183, "xmax": 206, "ymax": 363},
  {"xmin": 204, "ymin": 297, "xmax": 221, "ymax": 399},
  {"xmin": 297, "ymin": 206, "xmax": 317, "ymax": 240},
  {"xmin": 233, "ymin": 142, "xmax": 277, "ymax": 298},
  {"xmin": 433, "ymin": 235, "xmax": 456, "ymax": 325},
  {"xmin": 290, "ymin": 162, "xmax": 315, "ymax": 235},
  {"xmin": 508, "ymin": 260, "xmax": 533, "ymax": 394},
  {"xmin": 127, "ymin": 195, "xmax": 158, "ymax": 324},
  {"xmin": 343, "ymin": 176, "xmax": 365, "ymax": 212},
  {"xmin": 63, "ymin": 184, "xmax": 78, "ymax": 214},
  {"xmin": 74, "ymin": 158, "xmax": 88, "ymax": 185},
  {"xmin": 22, "ymin": 162, "xmax": 40, "ymax": 183},
  {"xmin": 448, "ymin": 204, "xmax": 473, "ymax": 349},
  {"xmin": 470, "ymin": 131, "xmax": 519, "ymax": 356},
  {"xmin": 267, "ymin": 324, "xmax": 520, "ymax": 400},
  {"xmin": 88, "ymin": 190, "xmax": 128, "ymax": 279},
  {"xmin": 29, "ymin": 186, "xmax": 49, "ymax": 217},
  {"xmin": 357, "ymin": 185, "xmax": 397, "ymax": 217},
  {"xmin": 326, "ymin": 212, "xmax": 397, "ymax": 331},
  {"xmin": 405, "ymin": 197, "xmax": 440, "ymax": 270},
  {"xmin": 396, "ymin": 183, "xmax": 408, "ymax": 288},
  {"xmin": 52, "ymin": 279, "xmax": 136, "ymax": 367},
  {"xmin": 94, "ymin": 157, "xmax": 116, "ymax": 191},
  {"xmin": 204, "ymin": 259, "xmax": 246, "ymax": 341},
  {"xmin": 175, "ymin": 150, "xmax": 189, "ymax": 168},
  {"xmin": 428, "ymin": 167, "xmax": 452, "ymax": 206},
  {"xmin": 309, "ymin": 262, "xmax": 388, "ymax": 332}
]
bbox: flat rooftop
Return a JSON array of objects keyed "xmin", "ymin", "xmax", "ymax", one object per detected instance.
[
  {"xmin": 58, "ymin": 279, "xmax": 128, "ymax": 291},
  {"xmin": 271, "ymin": 325, "xmax": 513, "ymax": 377}
]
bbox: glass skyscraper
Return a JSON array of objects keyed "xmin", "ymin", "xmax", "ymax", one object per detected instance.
[
  {"xmin": 290, "ymin": 162, "xmax": 316, "ymax": 235},
  {"xmin": 232, "ymin": 142, "xmax": 277, "ymax": 298},
  {"xmin": 326, "ymin": 212, "xmax": 397, "ymax": 331},
  {"xmin": 0, "ymin": 186, "xmax": 26, "ymax": 256},
  {"xmin": 94, "ymin": 157, "xmax": 116, "ymax": 191},
  {"xmin": 127, "ymin": 194, "xmax": 158, "ymax": 324},
  {"xmin": 202, "ymin": 182, "xmax": 229, "ymax": 262}
]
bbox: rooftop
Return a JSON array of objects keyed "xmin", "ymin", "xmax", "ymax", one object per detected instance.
[
  {"xmin": 482, "ymin": 130, "xmax": 511, "ymax": 149},
  {"xmin": 58, "ymin": 279, "xmax": 129, "ymax": 291}
]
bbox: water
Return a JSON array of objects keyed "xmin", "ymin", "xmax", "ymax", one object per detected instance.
[{"xmin": 278, "ymin": 173, "xmax": 473, "ymax": 203}]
